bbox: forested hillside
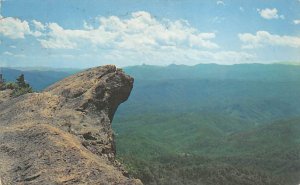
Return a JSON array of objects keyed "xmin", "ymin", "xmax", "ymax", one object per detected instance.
[{"xmin": 113, "ymin": 64, "xmax": 300, "ymax": 185}]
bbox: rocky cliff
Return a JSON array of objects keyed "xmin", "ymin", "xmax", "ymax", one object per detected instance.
[{"xmin": 0, "ymin": 65, "xmax": 142, "ymax": 185}]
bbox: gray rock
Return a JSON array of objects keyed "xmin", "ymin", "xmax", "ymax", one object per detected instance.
[{"xmin": 0, "ymin": 65, "xmax": 142, "ymax": 185}]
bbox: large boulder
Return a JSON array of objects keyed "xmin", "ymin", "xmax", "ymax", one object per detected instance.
[{"xmin": 0, "ymin": 65, "xmax": 142, "ymax": 185}]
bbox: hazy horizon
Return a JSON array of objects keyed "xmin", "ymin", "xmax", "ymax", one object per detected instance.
[{"xmin": 1, "ymin": 61, "xmax": 300, "ymax": 71}]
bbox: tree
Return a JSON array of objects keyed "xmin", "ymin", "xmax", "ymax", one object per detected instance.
[
  {"xmin": 16, "ymin": 74, "xmax": 29, "ymax": 88},
  {"xmin": 12, "ymin": 74, "xmax": 33, "ymax": 97}
]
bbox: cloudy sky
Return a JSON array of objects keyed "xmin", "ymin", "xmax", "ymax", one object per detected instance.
[{"xmin": 0, "ymin": 0, "xmax": 300, "ymax": 68}]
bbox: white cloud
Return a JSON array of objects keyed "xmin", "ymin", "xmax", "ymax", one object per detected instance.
[
  {"xmin": 293, "ymin": 19, "xmax": 300, "ymax": 25},
  {"xmin": 0, "ymin": 17, "xmax": 31, "ymax": 39},
  {"xmin": 0, "ymin": 16, "xmax": 44, "ymax": 39},
  {"xmin": 36, "ymin": 11, "xmax": 255, "ymax": 65},
  {"xmin": 0, "ymin": 11, "xmax": 255, "ymax": 65},
  {"xmin": 257, "ymin": 8, "xmax": 284, "ymax": 20},
  {"xmin": 0, "ymin": 1, "xmax": 38, "ymax": 39},
  {"xmin": 216, "ymin": 1, "xmax": 225, "ymax": 6},
  {"xmin": 239, "ymin": 31, "xmax": 300, "ymax": 49},
  {"xmin": 31, "ymin": 31, "xmax": 43, "ymax": 37},
  {"xmin": 3, "ymin": 51, "xmax": 13, "ymax": 55},
  {"xmin": 32, "ymin": 20, "xmax": 45, "ymax": 30},
  {"xmin": 38, "ymin": 11, "xmax": 219, "ymax": 50},
  {"xmin": 83, "ymin": 21, "xmax": 93, "ymax": 30},
  {"xmin": 2, "ymin": 51, "xmax": 25, "ymax": 58},
  {"xmin": 38, "ymin": 23, "xmax": 84, "ymax": 49}
]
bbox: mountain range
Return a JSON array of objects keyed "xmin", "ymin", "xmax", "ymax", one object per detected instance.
[{"xmin": 1, "ymin": 64, "xmax": 300, "ymax": 185}]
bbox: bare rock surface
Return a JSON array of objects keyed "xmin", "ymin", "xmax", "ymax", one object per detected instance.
[
  {"xmin": 0, "ymin": 90, "xmax": 12, "ymax": 104},
  {"xmin": 0, "ymin": 65, "xmax": 142, "ymax": 185}
]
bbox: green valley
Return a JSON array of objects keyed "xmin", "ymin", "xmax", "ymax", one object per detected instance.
[{"xmin": 113, "ymin": 64, "xmax": 300, "ymax": 185}]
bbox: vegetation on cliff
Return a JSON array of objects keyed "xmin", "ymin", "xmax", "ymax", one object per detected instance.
[{"xmin": 0, "ymin": 74, "xmax": 33, "ymax": 97}]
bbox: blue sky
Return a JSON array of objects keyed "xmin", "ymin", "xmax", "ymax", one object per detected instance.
[{"xmin": 0, "ymin": 0, "xmax": 300, "ymax": 68}]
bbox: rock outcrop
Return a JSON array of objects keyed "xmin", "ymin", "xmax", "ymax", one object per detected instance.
[{"xmin": 0, "ymin": 65, "xmax": 142, "ymax": 185}]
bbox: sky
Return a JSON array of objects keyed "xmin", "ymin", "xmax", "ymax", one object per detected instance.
[{"xmin": 0, "ymin": 0, "xmax": 300, "ymax": 68}]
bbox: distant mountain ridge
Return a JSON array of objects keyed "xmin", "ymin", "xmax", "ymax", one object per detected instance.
[
  {"xmin": 0, "ymin": 68, "xmax": 74, "ymax": 91},
  {"xmin": 124, "ymin": 63, "xmax": 300, "ymax": 82}
]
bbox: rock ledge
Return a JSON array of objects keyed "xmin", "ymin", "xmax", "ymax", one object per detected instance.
[{"xmin": 0, "ymin": 65, "xmax": 142, "ymax": 185}]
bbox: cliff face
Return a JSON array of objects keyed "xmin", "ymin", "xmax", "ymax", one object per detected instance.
[{"xmin": 0, "ymin": 65, "xmax": 142, "ymax": 185}]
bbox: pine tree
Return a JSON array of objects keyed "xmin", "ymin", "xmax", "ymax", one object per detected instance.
[
  {"xmin": 16, "ymin": 74, "xmax": 27, "ymax": 88},
  {"xmin": 13, "ymin": 74, "xmax": 32, "ymax": 97}
]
